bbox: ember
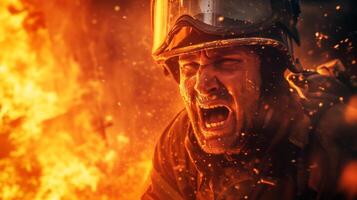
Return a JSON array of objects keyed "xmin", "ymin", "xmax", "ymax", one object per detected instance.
[
  {"xmin": 0, "ymin": 0, "xmax": 154, "ymax": 199},
  {"xmin": 315, "ymin": 32, "xmax": 329, "ymax": 48},
  {"xmin": 1, "ymin": 0, "xmax": 355, "ymax": 199}
]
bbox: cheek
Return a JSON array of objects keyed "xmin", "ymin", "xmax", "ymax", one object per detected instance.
[
  {"xmin": 179, "ymin": 78, "xmax": 199, "ymax": 123},
  {"xmin": 179, "ymin": 77, "xmax": 195, "ymax": 104},
  {"xmin": 221, "ymin": 73, "xmax": 246, "ymax": 98},
  {"xmin": 221, "ymin": 72, "xmax": 260, "ymax": 108},
  {"xmin": 246, "ymin": 70, "xmax": 261, "ymax": 100}
]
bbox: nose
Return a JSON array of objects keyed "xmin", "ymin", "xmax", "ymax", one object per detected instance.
[{"xmin": 194, "ymin": 65, "xmax": 219, "ymax": 98}]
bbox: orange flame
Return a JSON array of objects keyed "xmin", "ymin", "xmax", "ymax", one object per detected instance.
[{"xmin": 0, "ymin": 0, "xmax": 151, "ymax": 199}]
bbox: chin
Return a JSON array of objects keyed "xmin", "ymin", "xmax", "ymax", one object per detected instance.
[{"xmin": 198, "ymin": 133, "xmax": 240, "ymax": 154}]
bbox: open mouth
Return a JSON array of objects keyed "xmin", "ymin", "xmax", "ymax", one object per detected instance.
[{"xmin": 199, "ymin": 104, "xmax": 232, "ymax": 130}]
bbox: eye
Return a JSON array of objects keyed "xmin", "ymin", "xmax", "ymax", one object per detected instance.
[
  {"xmin": 215, "ymin": 59, "xmax": 243, "ymax": 71},
  {"xmin": 180, "ymin": 62, "xmax": 199, "ymax": 77}
]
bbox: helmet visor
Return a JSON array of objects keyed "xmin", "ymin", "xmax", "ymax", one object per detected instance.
[{"xmin": 152, "ymin": 0, "xmax": 273, "ymax": 54}]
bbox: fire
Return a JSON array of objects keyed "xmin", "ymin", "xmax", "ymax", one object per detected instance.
[{"xmin": 0, "ymin": 0, "xmax": 151, "ymax": 199}]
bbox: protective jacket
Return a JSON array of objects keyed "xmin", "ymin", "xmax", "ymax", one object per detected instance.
[{"xmin": 142, "ymin": 65, "xmax": 355, "ymax": 200}]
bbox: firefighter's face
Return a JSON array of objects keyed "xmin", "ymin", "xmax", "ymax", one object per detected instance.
[{"xmin": 179, "ymin": 47, "xmax": 261, "ymax": 154}]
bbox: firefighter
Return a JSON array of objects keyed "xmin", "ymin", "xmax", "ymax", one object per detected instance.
[{"xmin": 142, "ymin": 0, "xmax": 355, "ymax": 199}]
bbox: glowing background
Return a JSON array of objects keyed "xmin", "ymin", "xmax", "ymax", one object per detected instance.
[{"xmin": 0, "ymin": 0, "xmax": 355, "ymax": 199}]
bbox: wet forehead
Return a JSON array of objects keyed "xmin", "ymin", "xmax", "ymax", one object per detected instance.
[{"xmin": 178, "ymin": 47, "xmax": 256, "ymax": 63}]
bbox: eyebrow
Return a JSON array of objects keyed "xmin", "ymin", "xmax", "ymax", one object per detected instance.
[
  {"xmin": 178, "ymin": 50, "xmax": 247, "ymax": 65},
  {"xmin": 220, "ymin": 54, "xmax": 245, "ymax": 60}
]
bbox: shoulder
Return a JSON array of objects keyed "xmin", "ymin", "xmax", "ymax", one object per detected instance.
[
  {"xmin": 159, "ymin": 109, "xmax": 190, "ymax": 147},
  {"xmin": 154, "ymin": 110, "xmax": 191, "ymax": 165},
  {"xmin": 143, "ymin": 110, "xmax": 197, "ymax": 200},
  {"xmin": 286, "ymin": 60, "xmax": 352, "ymax": 116},
  {"xmin": 286, "ymin": 64, "xmax": 354, "ymax": 147},
  {"xmin": 287, "ymin": 68, "xmax": 356, "ymax": 198}
]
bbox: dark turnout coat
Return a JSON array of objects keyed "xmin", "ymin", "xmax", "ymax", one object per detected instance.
[{"xmin": 142, "ymin": 70, "xmax": 356, "ymax": 200}]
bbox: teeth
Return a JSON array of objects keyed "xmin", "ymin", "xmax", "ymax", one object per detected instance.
[
  {"xmin": 201, "ymin": 104, "xmax": 225, "ymax": 109},
  {"xmin": 205, "ymin": 121, "xmax": 225, "ymax": 128},
  {"xmin": 198, "ymin": 95, "xmax": 217, "ymax": 102}
]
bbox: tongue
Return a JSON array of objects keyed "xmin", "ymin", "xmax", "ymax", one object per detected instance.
[
  {"xmin": 204, "ymin": 106, "xmax": 230, "ymax": 124},
  {"xmin": 207, "ymin": 113, "xmax": 226, "ymax": 123}
]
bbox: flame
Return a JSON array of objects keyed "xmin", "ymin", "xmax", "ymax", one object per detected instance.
[{"xmin": 0, "ymin": 0, "xmax": 151, "ymax": 199}]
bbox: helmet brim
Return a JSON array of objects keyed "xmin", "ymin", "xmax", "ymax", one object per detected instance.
[{"xmin": 154, "ymin": 37, "xmax": 291, "ymax": 63}]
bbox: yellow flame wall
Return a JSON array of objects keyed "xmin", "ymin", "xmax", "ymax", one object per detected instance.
[{"xmin": 0, "ymin": 0, "xmax": 179, "ymax": 199}]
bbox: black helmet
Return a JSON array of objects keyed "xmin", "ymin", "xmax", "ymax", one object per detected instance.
[{"xmin": 151, "ymin": 0, "xmax": 301, "ymax": 82}]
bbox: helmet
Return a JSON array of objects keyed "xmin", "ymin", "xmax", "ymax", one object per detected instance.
[{"xmin": 151, "ymin": 0, "xmax": 301, "ymax": 82}]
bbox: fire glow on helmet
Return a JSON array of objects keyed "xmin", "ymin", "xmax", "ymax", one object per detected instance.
[{"xmin": 152, "ymin": 0, "xmax": 274, "ymax": 54}]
